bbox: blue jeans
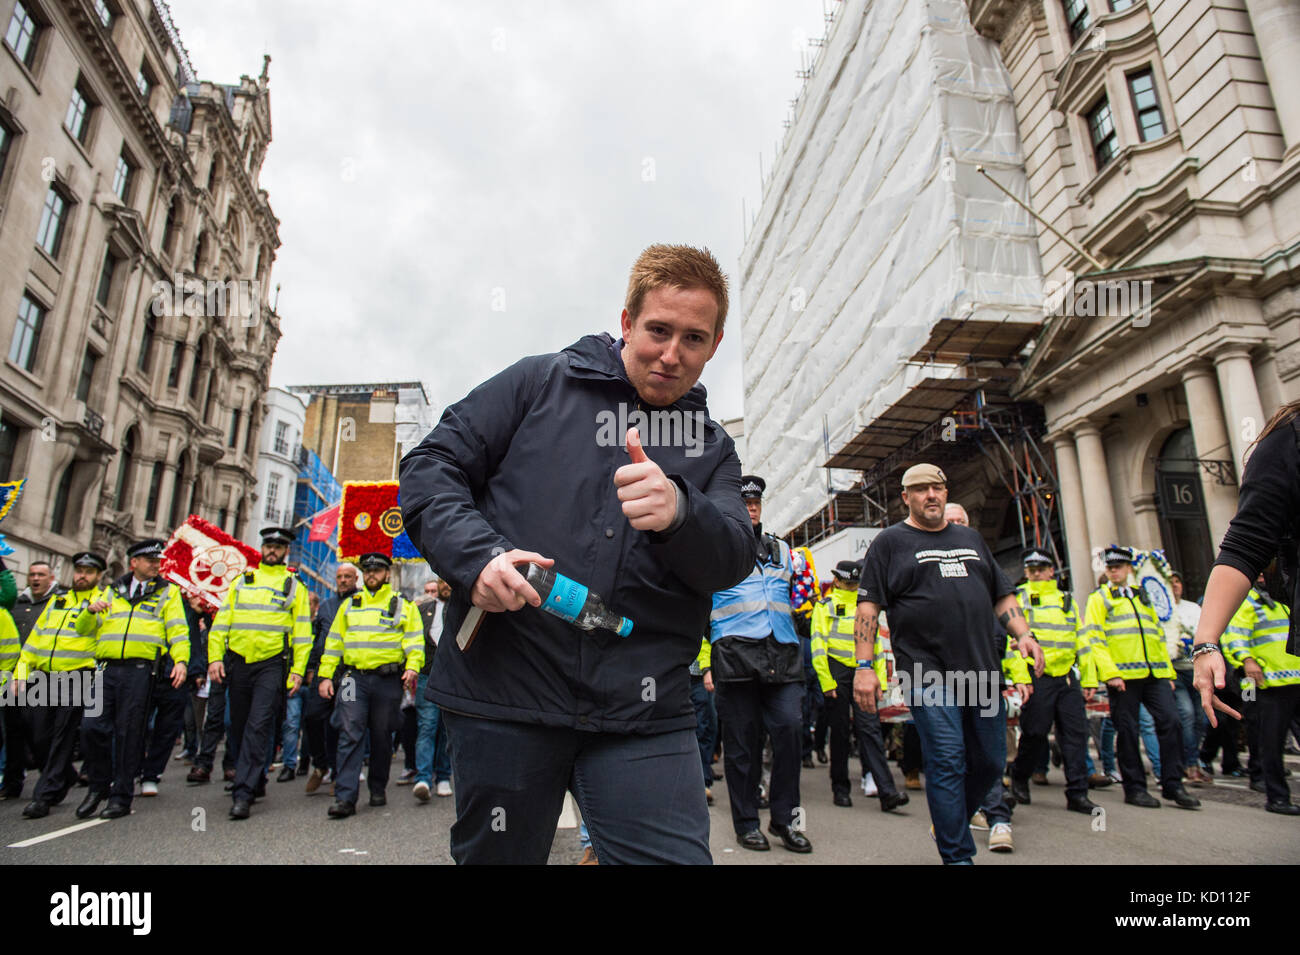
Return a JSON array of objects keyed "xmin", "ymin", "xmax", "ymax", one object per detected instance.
[
  {"xmin": 1171, "ymin": 668, "xmax": 1204, "ymax": 769},
  {"xmin": 1138, "ymin": 704, "xmax": 1161, "ymax": 779},
  {"xmin": 414, "ymin": 672, "xmax": 451, "ymax": 785},
  {"xmin": 281, "ymin": 689, "xmax": 304, "ymax": 770},
  {"xmin": 909, "ymin": 691, "xmax": 1006, "ymax": 864}
]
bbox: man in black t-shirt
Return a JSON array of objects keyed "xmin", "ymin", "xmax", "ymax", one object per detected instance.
[{"xmin": 854, "ymin": 463, "xmax": 1043, "ymax": 865}]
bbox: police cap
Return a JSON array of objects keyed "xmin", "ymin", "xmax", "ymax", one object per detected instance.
[
  {"xmin": 72, "ymin": 551, "xmax": 108, "ymax": 570},
  {"xmin": 260, "ymin": 526, "xmax": 295, "ymax": 545},
  {"xmin": 739, "ymin": 475, "xmax": 766, "ymax": 500},
  {"xmin": 1021, "ymin": 547, "xmax": 1055, "ymax": 568},
  {"xmin": 358, "ymin": 552, "xmax": 392, "ymax": 570},
  {"xmin": 127, "ymin": 539, "xmax": 165, "ymax": 559},
  {"xmin": 832, "ymin": 559, "xmax": 862, "ymax": 583},
  {"xmin": 1103, "ymin": 545, "xmax": 1135, "ymax": 566}
]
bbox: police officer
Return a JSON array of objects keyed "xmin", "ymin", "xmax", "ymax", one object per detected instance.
[
  {"xmin": 15, "ymin": 553, "xmax": 105, "ymax": 819},
  {"xmin": 1009, "ymin": 547, "xmax": 1120, "ymax": 814},
  {"xmin": 78, "ymin": 540, "xmax": 189, "ymax": 820},
  {"xmin": 811, "ymin": 558, "xmax": 908, "ymax": 812},
  {"xmin": 318, "ymin": 552, "xmax": 422, "ymax": 818},
  {"xmin": 208, "ymin": 527, "xmax": 312, "ymax": 820},
  {"xmin": 1082, "ymin": 545, "xmax": 1199, "ymax": 809},
  {"xmin": 708, "ymin": 476, "xmax": 812, "ymax": 853},
  {"xmin": 1222, "ymin": 574, "xmax": 1299, "ymax": 814}
]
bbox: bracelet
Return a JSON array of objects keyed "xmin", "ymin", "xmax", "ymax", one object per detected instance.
[
  {"xmin": 856, "ymin": 659, "xmax": 874, "ymax": 668},
  {"xmin": 1190, "ymin": 643, "xmax": 1221, "ymax": 660}
]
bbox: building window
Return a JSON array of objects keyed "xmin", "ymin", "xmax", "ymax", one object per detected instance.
[
  {"xmin": 169, "ymin": 455, "xmax": 188, "ymax": 528},
  {"xmin": 112, "ymin": 151, "xmax": 135, "ymax": 203},
  {"xmin": 0, "ymin": 417, "xmax": 17, "ymax": 482},
  {"xmin": 65, "ymin": 80, "xmax": 93, "ymax": 144},
  {"xmin": 273, "ymin": 420, "xmax": 290, "ymax": 455},
  {"xmin": 229, "ymin": 408, "xmax": 241, "ymax": 448},
  {"xmin": 75, "ymin": 348, "xmax": 98, "ymax": 401},
  {"xmin": 4, "ymin": 1, "xmax": 41, "ymax": 68},
  {"xmin": 93, "ymin": 0, "xmax": 113, "ymax": 29},
  {"xmin": 161, "ymin": 197, "xmax": 179, "ymax": 257},
  {"xmin": 115, "ymin": 427, "xmax": 137, "ymax": 510},
  {"xmin": 1062, "ymin": 0, "xmax": 1090, "ymax": 42},
  {"xmin": 96, "ymin": 247, "xmax": 119, "ymax": 307},
  {"xmin": 135, "ymin": 64, "xmax": 153, "ymax": 102},
  {"xmin": 1128, "ymin": 69, "xmax": 1167, "ymax": 141},
  {"xmin": 0, "ymin": 119, "xmax": 16, "ymax": 186},
  {"xmin": 144, "ymin": 461, "xmax": 164, "ymax": 523},
  {"xmin": 188, "ymin": 343, "xmax": 204, "ymax": 400},
  {"xmin": 9, "ymin": 293, "xmax": 45, "ymax": 372},
  {"xmin": 264, "ymin": 472, "xmax": 280, "ymax": 520},
  {"xmin": 1108, "ymin": 0, "xmax": 1134, "ymax": 9},
  {"xmin": 138, "ymin": 312, "xmax": 156, "ymax": 373},
  {"xmin": 167, "ymin": 342, "xmax": 184, "ymax": 388},
  {"xmin": 1087, "ymin": 95, "xmax": 1118, "ymax": 171},
  {"xmin": 50, "ymin": 465, "xmax": 74, "ymax": 535},
  {"xmin": 36, "ymin": 186, "xmax": 70, "ymax": 258},
  {"xmin": 218, "ymin": 504, "xmax": 229, "ymax": 532}
]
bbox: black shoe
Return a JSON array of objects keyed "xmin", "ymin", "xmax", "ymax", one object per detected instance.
[
  {"xmin": 832, "ymin": 792, "xmax": 852, "ymax": 807},
  {"xmin": 1249, "ymin": 778, "xmax": 1267, "ymax": 794},
  {"xmin": 1009, "ymin": 776, "xmax": 1031, "ymax": 805},
  {"xmin": 75, "ymin": 790, "xmax": 108, "ymax": 820},
  {"xmin": 737, "ymin": 829, "xmax": 770, "ymax": 851},
  {"xmin": 712, "ymin": 770, "xmax": 723, "ymax": 781},
  {"xmin": 253, "ymin": 777, "xmax": 268, "ymax": 798},
  {"xmin": 368, "ymin": 792, "xmax": 387, "ymax": 808},
  {"xmin": 1066, "ymin": 795, "xmax": 1099, "ymax": 814},
  {"xmin": 1051, "ymin": 742, "xmax": 1063, "ymax": 768},
  {"xmin": 99, "ymin": 802, "xmax": 130, "ymax": 820},
  {"xmin": 229, "ymin": 800, "xmax": 251, "ymax": 820},
  {"xmin": 297, "ymin": 762, "xmax": 310, "ymax": 777},
  {"xmin": 802, "ymin": 756, "xmax": 815, "ymax": 769},
  {"xmin": 815, "ymin": 748, "xmax": 827, "ymax": 764},
  {"xmin": 1162, "ymin": 786, "xmax": 1201, "ymax": 809},
  {"xmin": 1124, "ymin": 790, "xmax": 1161, "ymax": 808},
  {"xmin": 880, "ymin": 791, "xmax": 910, "ymax": 812},
  {"xmin": 327, "ymin": 801, "xmax": 356, "ymax": 819},
  {"xmin": 187, "ymin": 767, "xmax": 211, "ymax": 784},
  {"xmin": 1265, "ymin": 800, "xmax": 1300, "ymax": 815},
  {"xmin": 276, "ymin": 766, "xmax": 296, "ymax": 783},
  {"xmin": 767, "ymin": 822, "xmax": 813, "ymax": 853},
  {"xmin": 21, "ymin": 800, "xmax": 50, "ymax": 819}
]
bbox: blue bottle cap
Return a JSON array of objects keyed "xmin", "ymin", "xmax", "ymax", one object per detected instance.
[{"xmin": 617, "ymin": 618, "xmax": 633, "ymax": 638}]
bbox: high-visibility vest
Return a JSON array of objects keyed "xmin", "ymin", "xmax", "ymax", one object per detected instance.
[
  {"xmin": 319, "ymin": 584, "xmax": 423, "ymax": 679},
  {"xmin": 13, "ymin": 586, "xmax": 108, "ymax": 680},
  {"xmin": 0, "ymin": 608, "xmax": 18, "ymax": 681},
  {"xmin": 809, "ymin": 588, "xmax": 886, "ymax": 691},
  {"xmin": 1082, "ymin": 584, "xmax": 1172, "ymax": 679},
  {"xmin": 209, "ymin": 564, "xmax": 312, "ymax": 680},
  {"xmin": 1223, "ymin": 588, "xmax": 1297, "ymax": 689},
  {"xmin": 1018, "ymin": 579, "xmax": 1118, "ymax": 685},
  {"xmin": 710, "ymin": 533, "xmax": 798, "ymax": 645},
  {"xmin": 91, "ymin": 578, "xmax": 189, "ymax": 665}
]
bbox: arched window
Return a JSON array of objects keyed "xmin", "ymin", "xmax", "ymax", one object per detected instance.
[
  {"xmin": 168, "ymin": 452, "xmax": 190, "ymax": 530},
  {"xmin": 144, "ymin": 461, "xmax": 164, "ymax": 523},
  {"xmin": 192, "ymin": 231, "xmax": 207, "ymax": 273},
  {"xmin": 50, "ymin": 464, "xmax": 75, "ymax": 535},
  {"xmin": 161, "ymin": 196, "xmax": 180, "ymax": 257},
  {"xmin": 188, "ymin": 339, "xmax": 205, "ymax": 401},
  {"xmin": 138, "ymin": 311, "xmax": 156, "ymax": 373},
  {"xmin": 114, "ymin": 426, "xmax": 138, "ymax": 510}
]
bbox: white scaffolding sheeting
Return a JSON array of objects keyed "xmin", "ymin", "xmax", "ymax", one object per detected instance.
[{"xmin": 740, "ymin": 0, "xmax": 1046, "ymax": 535}]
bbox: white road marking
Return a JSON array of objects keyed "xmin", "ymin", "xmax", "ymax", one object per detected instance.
[{"xmin": 8, "ymin": 818, "xmax": 110, "ymax": 848}]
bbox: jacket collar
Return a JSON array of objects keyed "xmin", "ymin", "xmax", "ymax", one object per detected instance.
[
  {"xmin": 355, "ymin": 583, "xmax": 395, "ymax": 604},
  {"xmin": 114, "ymin": 573, "xmax": 163, "ymax": 599},
  {"xmin": 561, "ymin": 332, "xmax": 709, "ymax": 414}
]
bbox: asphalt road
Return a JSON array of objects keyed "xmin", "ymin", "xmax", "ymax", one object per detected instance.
[{"xmin": 2, "ymin": 744, "xmax": 1297, "ymax": 865}]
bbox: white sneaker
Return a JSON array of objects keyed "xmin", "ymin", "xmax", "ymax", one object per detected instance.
[
  {"xmin": 861, "ymin": 773, "xmax": 878, "ymax": 796},
  {"xmin": 988, "ymin": 822, "xmax": 1014, "ymax": 852},
  {"xmin": 435, "ymin": 780, "xmax": 453, "ymax": 797},
  {"xmin": 141, "ymin": 780, "xmax": 159, "ymax": 797},
  {"xmin": 413, "ymin": 781, "xmax": 431, "ymax": 803}
]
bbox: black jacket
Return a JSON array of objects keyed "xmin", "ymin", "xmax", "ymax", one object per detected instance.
[
  {"xmin": 12, "ymin": 587, "xmax": 61, "ymax": 643},
  {"xmin": 400, "ymin": 332, "xmax": 756, "ymax": 734}
]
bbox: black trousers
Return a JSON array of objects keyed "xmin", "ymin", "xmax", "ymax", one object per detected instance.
[
  {"xmin": 902, "ymin": 723, "xmax": 923, "ymax": 775},
  {"xmin": 1255, "ymin": 683, "xmax": 1300, "ymax": 804},
  {"xmin": 400, "ymin": 702, "xmax": 417, "ymax": 771},
  {"xmin": 332, "ymin": 668, "xmax": 401, "ymax": 805},
  {"xmin": 442, "ymin": 711, "xmax": 710, "ymax": 865},
  {"xmin": 1110, "ymin": 675, "xmax": 1182, "ymax": 795},
  {"xmin": 81, "ymin": 661, "xmax": 153, "ymax": 806},
  {"xmin": 140, "ymin": 677, "xmax": 189, "ymax": 782},
  {"xmin": 826, "ymin": 660, "xmax": 898, "ymax": 798},
  {"xmin": 1012, "ymin": 672, "xmax": 1091, "ymax": 799},
  {"xmin": 714, "ymin": 678, "xmax": 802, "ymax": 834},
  {"xmin": 1, "ymin": 701, "xmax": 33, "ymax": 794},
  {"xmin": 28, "ymin": 697, "xmax": 84, "ymax": 804},
  {"xmin": 227, "ymin": 655, "xmax": 284, "ymax": 802},
  {"xmin": 194, "ymin": 677, "xmax": 232, "ymax": 773},
  {"xmin": 302, "ymin": 676, "xmax": 333, "ymax": 772}
]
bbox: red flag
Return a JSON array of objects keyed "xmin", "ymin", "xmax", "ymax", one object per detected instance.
[{"xmin": 308, "ymin": 503, "xmax": 340, "ymax": 542}]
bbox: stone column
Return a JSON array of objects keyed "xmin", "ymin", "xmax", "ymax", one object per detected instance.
[
  {"xmin": 1242, "ymin": 0, "xmax": 1300, "ymax": 155},
  {"xmin": 1213, "ymin": 346, "xmax": 1267, "ymax": 478},
  {"xmin": 1073, "ymin": 423, "xmax": 1118, "ymax": 574},
  {"xmin": 1180, "ymin": 364, "xmax": 1239, "ymax": 547},
  {"xmin": 1130, "ymin": 493, "xmax": 1162, "ymax": 552},
  {"xmin": 1051, "ymin": 433, "xmax": 1094, "ymax": 603}
]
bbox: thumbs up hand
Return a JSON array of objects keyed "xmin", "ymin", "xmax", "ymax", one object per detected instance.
[{"xmin": 613, "ymin": 427, "xmax": 679, "ymax": 532}]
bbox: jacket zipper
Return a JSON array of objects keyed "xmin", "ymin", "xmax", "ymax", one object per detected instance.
[{"xmin": 1124, "ymin": 591, "xmax": 1153, "ymax": 675}]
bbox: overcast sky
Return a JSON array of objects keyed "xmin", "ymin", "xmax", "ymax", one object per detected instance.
[{"xmin": 165, "ymin": 0, "xmax": 830, "ymax": 422}]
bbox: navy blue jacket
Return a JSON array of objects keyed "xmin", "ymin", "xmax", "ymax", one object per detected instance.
[{"xmin": 400, "ymin": 332, "xmax": 755, "ymax": 734}]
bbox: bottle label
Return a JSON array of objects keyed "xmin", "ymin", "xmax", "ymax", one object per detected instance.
[{"xmin": 543, "ymin": 572, "xmax": 588, "ymax": 624}]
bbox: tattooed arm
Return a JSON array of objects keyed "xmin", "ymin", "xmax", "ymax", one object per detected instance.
[
  {"xmin": 853, "ymin": 599, "xmax": 883, "ymax": 713},
  {"xmin": 994, "ymin": 594, "xmax": 1045, "ymax": 676}
]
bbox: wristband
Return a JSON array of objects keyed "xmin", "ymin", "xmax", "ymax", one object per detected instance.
[
  {"xmin": 1190, "ymin": 643, "xmax": 1221, "ymax": 660},
  {"xmin": 856, "ymin": 659, "xmax": 874, "ymax": 668}
]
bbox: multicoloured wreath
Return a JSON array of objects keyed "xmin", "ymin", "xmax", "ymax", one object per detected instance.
[
  {"xmin": 161, "ymin": 515, "xmax": 262, "ymax": 609},
  {"xmin": 337, "ymin": 482, "xmax": 420, "ymax": 563}
]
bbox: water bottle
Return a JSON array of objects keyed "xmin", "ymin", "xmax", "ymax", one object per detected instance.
[{"xmin": 522, "ymin": 563, "xmax": 633, "ymax": 637}]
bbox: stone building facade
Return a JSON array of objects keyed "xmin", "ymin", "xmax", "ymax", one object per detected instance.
[
  {"xmin": 0, "ymin": 0, "xmax": 281, "ymax": 580},
  {"xmin": 970, "ymin": 0, "xmax": 1300, "ymax": 600}
]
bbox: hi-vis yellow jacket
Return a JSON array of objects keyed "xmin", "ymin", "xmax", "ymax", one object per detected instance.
[
  {"xmin": 319, "ymin": 584, "xmax": 423, "ymax": 679},
  {"xmin": 1017, "ymin": 579, "xmax": 1119, "ymax": 686},
  {"xmin": 90, "ymin": 576, "xmax": 189, "ymax": 665},
  {"xmin": 809, "ymin": 587, "xmax": 887, "ymax": 692},
  {"xmin": 1222, "ymin": 588, "xmax": 1297, "ymax": 690},
  {"xmin": 13, "ymin": 586, "xmax": 111, "ymax": 680},
  {"xmin": 1082, "ymin": 583, "xmax": 1172, "ymax": 680},
  {"xmin": 209, "ymin": 564, "xmax": 311, "ymax": 682}
]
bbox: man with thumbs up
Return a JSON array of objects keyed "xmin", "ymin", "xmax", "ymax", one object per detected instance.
[{"xmin": 401, "ymin": 244, "xmax": 757, "ymax": 865}]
